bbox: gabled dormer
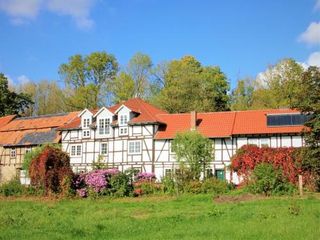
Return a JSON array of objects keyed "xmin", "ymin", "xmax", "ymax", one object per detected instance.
[
  {"xmin": 94, "ymin": 107, "xmax": 114, "ymax": 138},
  {"xmin": 115, "ymin": 105, "xmax": 133, "ymax": 136},
  {"xmin": 78, "ymin": 109, "xmax": 93, "ymax": 139}
]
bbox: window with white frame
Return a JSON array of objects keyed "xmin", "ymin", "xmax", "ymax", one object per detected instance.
[
  {"xmin": 83, "ymin": 130, "xmax": 90, "ymax": 138},
  {"xmin": 26, "ymin": 148, "xmax": 31, "ymax": 154},
  {"xmin": 10, "ymin": 148, "xmax": 16, "ymax": 158},
  {"xmin": 71, "ymin": 145, "xmax": 82, "ymax": 156},
  {"xmin": 83, "ymin": 118, "xmax": 90, "ymax": 128},
  {"xmin": 248, "ymin": 138, "xmax": 259, "ymax": 146},
  {"xmin": 119, "ymin": 127, "xmax": 128, "ymax": 136},
  {"xmin": 99, "ymin": 118, "xmax": 110, "ymax": 135},
  {"xmin": 100, "ymin": 143, "xmax": 108, "ymax": 155},
  {"xmin": 128, "ymin": 141, "xmax": 141, "ymax": 154},
  {"xmin": 119, "ymin": 115, "xmax": 128, "ymax": 125}
]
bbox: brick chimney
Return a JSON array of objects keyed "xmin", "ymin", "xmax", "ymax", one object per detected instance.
[{"xmin": 190, "ymin": 111, "xmax": 197, "ymax": 131}]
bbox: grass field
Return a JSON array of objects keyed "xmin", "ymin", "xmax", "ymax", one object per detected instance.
[{"xmin": 0, "ymin": 194, "xmax": 319, "ymax": 240}]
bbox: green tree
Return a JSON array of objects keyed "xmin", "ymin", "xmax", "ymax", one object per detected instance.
[
  {"xmin": 111, "ymin": 72, "xmax": 135, "ymax": 103},
  {"xmin": 291, "ymin": 66, "xmax": 320, "ymax": 190},
  {"xmin": 155, "ymin": 56, "xmax": 230, "ymax": 113},
  {"xmin": 0, "ymin": 73, "xmax": 33, "ymax": 116},
  {"xmin": 252, "ymin": 58, "xmax": 303, "ymax": 109},
  {"xmin": 59, "ymin": 51, "xmax": 118, "ymax": 108},
  {"xmin": 172, "ymin": 131, "xmax": 213, "ymax": 180},
  {"xmin": 231, "ymin": 78, "xmax": 254, "ymax": 110}
]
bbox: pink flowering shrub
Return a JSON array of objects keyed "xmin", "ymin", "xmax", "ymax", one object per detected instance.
[{"xmin": 136, "ymin": 172, "xmax": 156, "ymax": 181}]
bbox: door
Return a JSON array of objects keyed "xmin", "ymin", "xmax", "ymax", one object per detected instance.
[{"xmin": 215, "ymin": 169, "xmax": 225, "ymax": 181}]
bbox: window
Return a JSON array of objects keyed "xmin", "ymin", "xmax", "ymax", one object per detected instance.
[
  {"xmin": 83, "ymin": 130, "xmax": 90, "ymax": 138},
  {"xmin": 101, "ymin": 143, "xmax": 108, "ymax": 155},
  {"xmin": 10, "ymin": 148, "xmax": 16, "ymax": 158},
  {"xmin": 83, "ymin": 118, "xmax": 90, "ymax": 128},
  {"xmin": 128, "ymin": 141, "xmax": 141, "ymax": 154},
  {"xmin": 120, "ymin": 115, "xmax": 128, "ymax": 125},
  {"xmin": 206, "ymin": 169, "xmax": 213, "ymax": 178},
  {"xmin": 99, "ymin": 118, "xmax": 110, "ymax": 135},
  {"xmin": 26, "ymin": 148, "xmax": 31, "ymax": 154},
  {"xmin": 119, "ymin": 127, "xmax": 128, "ymax": 136},
  {"xmin": 71, "ymin": 145, "xmax": 82, "ymax": 156}
]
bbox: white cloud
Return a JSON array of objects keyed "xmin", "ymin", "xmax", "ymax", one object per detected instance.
[
  {"xmin": 46, "ymin": 0, "xmax": 95, "ymax": 29},
  {"xmin": 0, "ymin": 0, "xmax": 96, "ymax": 29},
  {"xmin": 299, "ymin": 22, "xmax": 320, "ymax": 45},
  {"xmin": 0, "ymin": 0, "xmax": 42, "ymax": 24},
  {"xmin": 307, "ymin": 52, "xmax": 320, "ymax": 67},
  {"xmin": 17, "ymin": 75, "xmax": 31, "ymax": 85}
]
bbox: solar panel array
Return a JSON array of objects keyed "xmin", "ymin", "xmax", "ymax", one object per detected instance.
[{"xmin": 267, "ymin": 114, "xmax": 310, "ymax": 127}]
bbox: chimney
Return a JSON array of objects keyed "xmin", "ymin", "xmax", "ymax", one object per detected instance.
[{"xmin": 190, "ymin": 111, "xmax": 197, "ymax": 131}]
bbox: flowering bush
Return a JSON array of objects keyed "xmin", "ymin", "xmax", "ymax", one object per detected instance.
[
  {"xmin": 230, "ymin": 145, "xmax": 304, "ymax": 185},
  {"xmin": 136, "ymin": 172, "xmax": 156, "ymax": 181}
]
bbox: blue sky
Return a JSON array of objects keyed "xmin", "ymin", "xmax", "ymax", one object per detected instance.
[{"xmin": 0, "ymin": 0, "xmax": 319, "ymax": 89}]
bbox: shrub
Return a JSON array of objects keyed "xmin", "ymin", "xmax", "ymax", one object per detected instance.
[
  {"xmin": 231, "ymin": 145, "xmax": 304, "ymax": 185},
  {"xmin": 108, "ymin": 172, "xmax": 133, "ymax": 197},
  {"xmin": 161, "ymin": 175, "xmax": 176, "ymax": 194},
  {"xmin": 0, "ymin": 179, "xmax": 24, "ymax": 196},
  {"xmin": 29, "ymin": 146, "xmax": 74, "ymax": 195},
  {"xmin": 248, "ymin": 163, "xmax": 296, "ymax": 196},
  {"xmin": 201, "ymin": 178, "xmax": 232, "ymax": 194}
]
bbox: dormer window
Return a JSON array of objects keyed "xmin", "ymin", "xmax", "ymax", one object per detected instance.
[
  {"xmin": 120, "ymin": 115, "xmax": 128, "ymax": 125},
  {"xmin": 83, "ymin": 118, "xmax": 90, "ymax": 128},
  {"xmin": 99, "ymin": 118, "xmax": 110, "ymax": 135}
]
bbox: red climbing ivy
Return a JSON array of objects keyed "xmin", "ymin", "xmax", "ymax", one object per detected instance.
[
  {"xmin": 29, "ymin": 146, "xmax": 74, "ymax": 195},
  {"xmin": 230, "ymin": 145, "xmax": 303, "ymax": 185}
]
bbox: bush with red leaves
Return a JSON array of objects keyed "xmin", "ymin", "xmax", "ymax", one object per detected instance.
[
  {"xmin": 29, "ymin": 146, "xmax": 74, "ymax": 195},
  {"xmin": 230, "ymin": 145, "xmax": 303, "ymax": 185}
]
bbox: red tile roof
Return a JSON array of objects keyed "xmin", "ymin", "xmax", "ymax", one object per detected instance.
[
  {"xmin": 155, "ymin": 109, "xmax": 306, "ymax": 139},
  {"xmin": 59, "ymin": 98, "xmax": 167, "ymax": 130},
  {"xmin": 0, "ymin": 112, "xmax": 79, "ymax": 146},
  {"xmin": 155, "ymin": 112, "xmax": 236, "ymax": 139},
  {"xmin": 0, "ymin": 115, "xmax": 16, "ymax": 130}
]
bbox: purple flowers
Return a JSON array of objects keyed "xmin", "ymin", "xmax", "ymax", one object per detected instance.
[
  {"xmin": 74, "ymin": 168, "xmax": 120, "ymax": 197},
  {"xmin": 137, "ymin": 172, "xmax": 156, "ymax": 181}
]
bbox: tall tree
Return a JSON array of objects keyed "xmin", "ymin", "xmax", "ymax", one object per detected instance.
[
  {"xmin": 155, "ymin": 56, "xmax": 230, "ymax": 113},
  {"xmin": 252, "ymin": 58, "xmax": 304, "ymax": 109},
  {"xmin": 231, "ymin": 78, "xmax": 254, "ymax": 110},
  {"xmin": 110, "ymin": 72, "xmax": 135, "ymax": 104},
  {"xmin": 291, "ymin": 66, "xmax": 320, "ymax": 190},
  {"xmin": 0, "ymin": 73, "xmax": 33, "ymax": 116},
  {"xmin": 59, "ymin": 51, "xmax": 118, "ymax": 108}
]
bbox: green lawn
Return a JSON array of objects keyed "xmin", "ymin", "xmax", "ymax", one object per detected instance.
[{"xmin": 0, "ymin": 194, "xmax": 319, "ymax": 240}]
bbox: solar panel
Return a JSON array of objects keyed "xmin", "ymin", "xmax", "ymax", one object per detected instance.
[{"xmin": 267, "ymin": 114, "xmax": 310, "ymax": 127}]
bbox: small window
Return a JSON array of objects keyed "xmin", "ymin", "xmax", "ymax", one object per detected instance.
[
  {"xmin": 99, "ymin": 118, "xmax": 110, "ymax": 135},
  {"xmin": 120, "ymin": 115, "xmax": 128, "ymax": 125},
  {"xmin": 119, "ymin": 127, "xmax": 128, "ymax": 136},
  {"xmin": 26, "ymin": 148, "xmax": 31, "ymax": 154},
  {"xmin": 83, "ymin": 118, "xmax": 90, "ymax": 128},
  {"xmin": 206, "ymin": 169, "xmax": 213, "ymax": 178},
  {"xmin": 128, "ymin": 141, "xmax": 141, "ymax": 154},
  {"xmin": 83, "ymin": 130, "xmax": 90, "ymax": 138},
  {"xmin": 101, "ymin": 143, "xmax": 108, "ymax": 155},
  {"xmin": 71, "ymin": 145, "xmax": 82, "ymax": 156},
  {"xmin": 10, "ymin": 148, "xmax": 16, "ymax": 158}
]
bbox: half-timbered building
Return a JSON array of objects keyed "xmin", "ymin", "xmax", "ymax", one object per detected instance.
[{"xmin": 60, "ymin": 98, "xmax": 307, "ymax": 183}]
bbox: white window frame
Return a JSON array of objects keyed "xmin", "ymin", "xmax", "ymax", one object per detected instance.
[
  {"xmin": 119, "ymin": 114, "xmax": 128, "ymax": 126},
  {"xmin": 128, "ymin": 140, "xmax": 142, "ymax": 155},
  {"xmin": 10, "ymin": 148, "xmax": 16, "ymax": 158},
  {"xmin": 70, "ymin": 145, "xmax": 82, "ymax": 156},
  {"xmin": 82, "ymin": 129, "xmax": 90, "ymax": 138},
  {"xmin": 260, "ymin": 138, "xmax": 270, "ymax": 147},
  {"xmin": 100, "ymin": 143, "xmax": 108, "ymax": 155},
  {"xmin": 98, "ymin": 118, "xmax": 110, "ymax": 135},
  {"xmin": 83, "ymin": 118, "xmax": 90, "ymax": 128},
  {"xmin": 26, "ymin": 147, "xmax": 32, "ymax": 154},
  {"xmin": 119, "ymin": 127, "xmax": 128, "ymax": 136}
]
